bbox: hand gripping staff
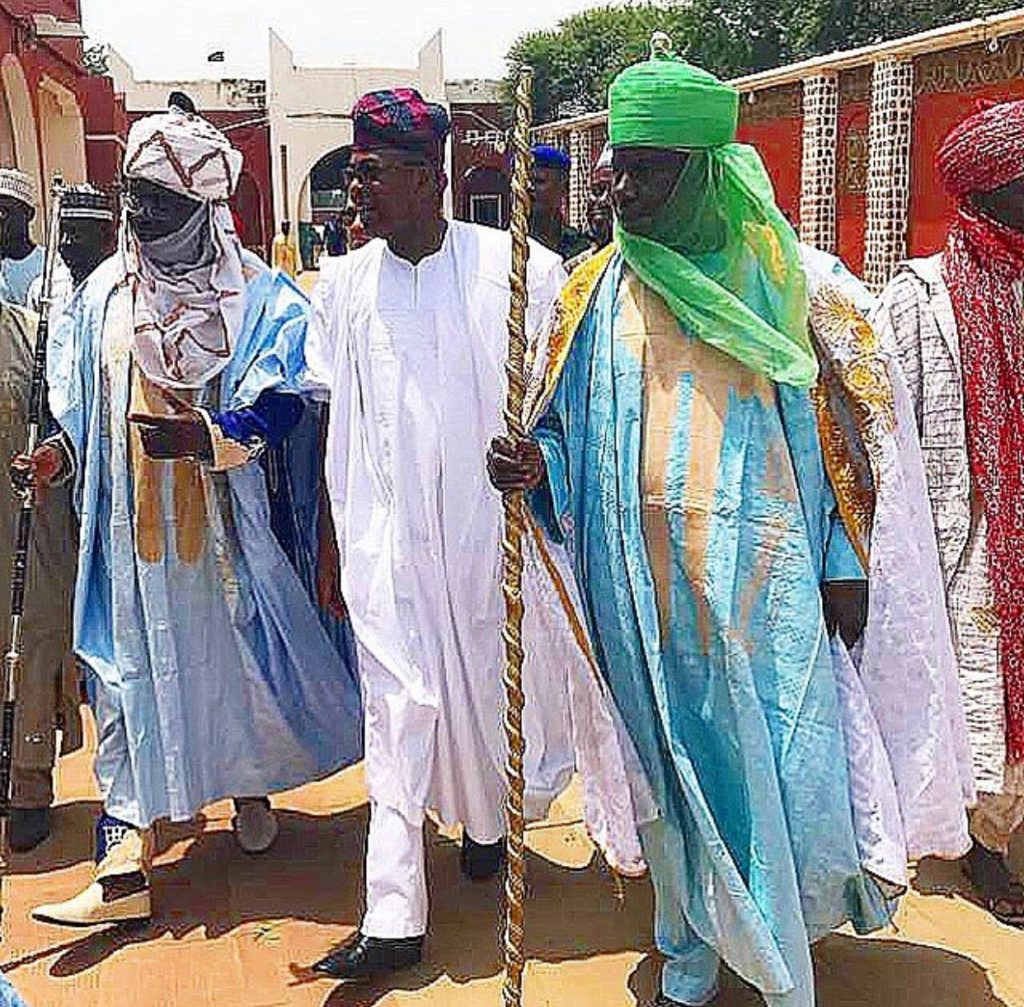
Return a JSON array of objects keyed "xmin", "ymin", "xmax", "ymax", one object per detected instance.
[
  {"xmin": 0, "ymin": 174, "xmax": 65, "ymax": 934},
  {"xmin": 501, "ymin": 70, "xmax": 532, "ymax": 1007}
]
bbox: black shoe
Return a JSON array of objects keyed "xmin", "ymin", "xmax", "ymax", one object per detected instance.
[
  {"xmin": 9, "ymin": 807, "xmax": 51, "ymax": 853},
  {"xmin": 311, "ymin": 931, "xmax": 423, "ymax": 980},
  {"xmin": 460, "ymin": 834, "xmax": 505, "ymax": 880}
]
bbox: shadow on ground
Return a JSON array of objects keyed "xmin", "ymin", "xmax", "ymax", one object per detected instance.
[
  {"xmin": 624, "ymin": 933, "xmax": 1008, "ymax": 1007},
  {"xmin": 13, "ymin": 804, "xmax": 652, "ymax": 994}
]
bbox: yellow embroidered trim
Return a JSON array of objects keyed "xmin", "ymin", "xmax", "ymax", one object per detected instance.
[
  {"xmin": 526, "ymin": 243, "xmax": 615, "ymax": 431},
  {"xmin": 130, "ymin": 368, "xmax": 209, "ymax": 566},
  {"xmin": 808, "ymin": 284, "xmax": 897, "ymax": 570}
]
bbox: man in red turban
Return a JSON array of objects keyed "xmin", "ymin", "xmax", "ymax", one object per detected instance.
[{"xmin": 874, "ymin": 98, "xmax": 1024, "ymax": 927}]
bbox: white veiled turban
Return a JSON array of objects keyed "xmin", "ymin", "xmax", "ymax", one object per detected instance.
[{"xmin": 122, "ymin": 108, "xmax": 247, "ymax": 390}]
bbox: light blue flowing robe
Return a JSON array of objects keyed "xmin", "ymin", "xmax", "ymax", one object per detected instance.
[
  {"xmin": 532, "ymin": 257, "xmax": 891, "ymax": 1006},
  {"xmin": 48, "ymin": 252, "xmax": 361, "ymax": 828}
]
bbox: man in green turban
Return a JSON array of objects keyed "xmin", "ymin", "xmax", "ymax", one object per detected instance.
[{"xmin": 488, "ymin": 38, "xmax": 973, "ymax": 1006}]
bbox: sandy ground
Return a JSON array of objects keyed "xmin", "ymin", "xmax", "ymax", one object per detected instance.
[
  {"xmin": 0, "ymin": 711, "xmax": 1021, "ymax": 1007},
  {"xmin": 6, "ymin": 265, "xmax": 1014, "ymax": 1005}
]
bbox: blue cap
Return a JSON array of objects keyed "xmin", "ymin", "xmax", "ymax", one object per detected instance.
[{"xmin": 532, "ymin": 144, "xmax": 571, "ymax": 172}]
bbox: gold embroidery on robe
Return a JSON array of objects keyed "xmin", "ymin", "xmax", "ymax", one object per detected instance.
[
  {"xmin": 129, "ymin": 367, "xmax": 208, "ymax": 565},
  {"xmin": 525, "ymin": 243, "xmax": 616, "ymax": 431},
  {"xmin": 618, "ymin": 270, "xmax": 773, "ymax": 651},
  {"xmin": 808, "ymin": 284, "xmax": 897, "ymax": 571}
]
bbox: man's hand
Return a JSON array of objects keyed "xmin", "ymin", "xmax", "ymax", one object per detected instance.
[
  {"xmin": 487, "ymin": 436, "xmax": 546, "ymax": 493},
  {"xmin": 823, "ymin": 580, "xmax": 868, "ymax": 649},
  {"xmin": 129, "ymin": 412, "xmax": 213, "ymax": 461},
  {"xmin": 10, "ymin": 442, "xmax": 66, "ymax": 495}
]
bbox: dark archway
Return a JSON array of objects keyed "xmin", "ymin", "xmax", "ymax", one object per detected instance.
[
  {"xmin": 461, "ymin": 165, "xmax": 510, "ymax": 229},
  {"xmin": 309, "ymin": 145, "xmax": 351, "ymax": 225}
]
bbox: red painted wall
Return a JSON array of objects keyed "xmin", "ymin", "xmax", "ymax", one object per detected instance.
[
  {"xmin": 836, "ymin": 101, "xmax": 869, "ymax": 274},
  {"xmin": 908, "ymin": 76, "xmax": 1024, "ymax": 257},
  {"xmin": 451, "ymin": 101, "xmax": 509, "ymax": 224},
  {"xmin": 0, "ymin": 1, "xmax": 125, "ymax": 197},
  {"xmin": 737, "ymin": 115, "xmax": 803, "ymax": 226}
]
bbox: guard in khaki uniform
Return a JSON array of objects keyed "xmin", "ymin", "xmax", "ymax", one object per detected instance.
[{"xmin": 0, "ymin": 301, "xmax": 79, "ymax": 851}]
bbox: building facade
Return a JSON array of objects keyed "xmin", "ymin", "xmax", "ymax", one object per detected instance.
[
  {"xmin": 535, "ymin": 9, "xmax": 1024, "ymax": 291},
  {"xmin": 448, "ymin": 78, "xmax": 509, "ymax": 227},
  {"xmin": 0, "ymin": 0, "xmax": 124, "ymax": 239}
]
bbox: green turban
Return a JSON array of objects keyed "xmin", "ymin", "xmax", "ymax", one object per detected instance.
[
  {"xmin": 606, "ymin": 37, "xmax": 816, "ymax": 387},
  {"xmin": 609, "ymin": 47, "xmax": 739, "ymax": 150}
]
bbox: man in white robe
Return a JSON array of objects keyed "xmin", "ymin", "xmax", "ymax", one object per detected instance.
[{"xmin": 306, "ymin": 87, "xmax": 642, "ymax": 981}]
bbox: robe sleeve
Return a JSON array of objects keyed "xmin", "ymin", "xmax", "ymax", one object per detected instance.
[
  {"xmin": 871, "ymin": 271, "xmax": 923, "ymax": 427},
  {"xmin": 212, "ymin": 389, "xmax": 305, "ymax": 449},
  {"xmin": 301, "ymin": 258, "xmax": 344, "ymax": 401},
  {"xmin": 825, "ymin": 512, "xmax": 865, "ymax": 582},
  {"xmin": 45, "ymin": 290, "xmax": 89, "ymax": 483},
  {"xmin": 530, "ymin": 384, "xmax": 572, "ymax": 544},
  {"xmin": 526, "ymin": 254, "xmax": 572, "ymax": 542}
]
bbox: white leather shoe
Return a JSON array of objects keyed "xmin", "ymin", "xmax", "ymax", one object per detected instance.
[
  {"xmin": 232, "ymin": 798, "xmax": 279, "ymax": 854},
  {"xmin": 32, "ymin": 880, "xmax": 151, "ymax": 927}
]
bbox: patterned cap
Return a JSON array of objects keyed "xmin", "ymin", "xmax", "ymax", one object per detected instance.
[
  {"xmin": 0, "ymin": 168, "xmax": 37, "ymax": 211},
  {"xmin": 351, "ymin": 88, "xmax": 450, "ymax": 160},
  {"xmin": 61, "ymin": 183, "xmax": 115, "ymax": 222}
]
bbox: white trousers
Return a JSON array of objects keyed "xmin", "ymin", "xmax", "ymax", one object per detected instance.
[{"xmin": 362, "ymin": 801, "xmax": 428, "ymax": 939}]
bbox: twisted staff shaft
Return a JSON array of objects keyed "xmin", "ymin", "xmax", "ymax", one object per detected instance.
[{"xmin": 501, "ymin": 67, "xmax": 533, "ymax": 1007}]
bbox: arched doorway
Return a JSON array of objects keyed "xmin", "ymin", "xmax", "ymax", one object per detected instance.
[
  {"xmin": 461, "ymin": 165, "xmax": 509, "ymax": 229},
  {"xmin": 0, "ymin": 79, "xmax": 16, "ymax": 167},
  {"xmin": 309, "ymin": 146, "xmax": 351, "ymax": 225},
  {"xmin": 37, "ymin": 76, "xmax": 87, "ymax": 223},
  {"xmin": 0, "ymin": 56, "xmax": 42, "ymax": 239}
]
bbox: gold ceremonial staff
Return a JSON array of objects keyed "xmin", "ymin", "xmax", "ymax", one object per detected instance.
[
  {"xmin": 0, "ymin": 173, "xmax": 65, "ymax": 935},
  {"xmin": 501, "ymin": 68, "xmax": 533, "ymax": 1007}
]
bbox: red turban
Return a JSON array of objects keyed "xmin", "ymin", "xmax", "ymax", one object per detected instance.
[
  {"xmin": 939, "ymin": 97, "xmax": 1024, "ymax": 764},
  {"xmin": 937, "ymin": 98, "xmax": 1024, "ymax": 197}
]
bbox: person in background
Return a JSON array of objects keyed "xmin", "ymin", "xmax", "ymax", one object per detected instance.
[
  {"xmin": 323, "ymin": 214, "xmax": 345, "ymax": 257},
  {"xmin": 565, "ymin": 143, "xmax": 616, "ymax": 273},
  {"xmin": 0, "ymin": 294, "xmax": 79, "ymax": 852},
  {"xmin": 873, "ymin": 98, "xmax": 1024, "ymax": 928},
  {"xmin": 0, "ymin": 169, "xmax": 44, "ymax": 308},
  {"xmin": 586, "ymin": 143, "xmax": 614, "ymax": 250},
  {"xmin": 28, "ymin": 184, "xmax": 115, "ymax": 318},
  {"xmin": 529, "ymin": 144, "xmax": 590, "ymax": 262},
  {"xmin": 272, "ymin": 220, "xmax": 299, "ymax": 277}
]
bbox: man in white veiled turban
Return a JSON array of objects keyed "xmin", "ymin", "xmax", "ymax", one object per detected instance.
[{"xmin": 16, "ymin": 107, "xmax": 362, "ymax": 927}]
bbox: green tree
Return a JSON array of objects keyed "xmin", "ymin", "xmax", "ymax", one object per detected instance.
[
  {"xmin": 507, "ymin": 3, "xmax": 702, "ymax": 122},
  {"xmin": 509, "ymin": 0, "xmax": 1021, "ymax": 123}
]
